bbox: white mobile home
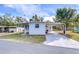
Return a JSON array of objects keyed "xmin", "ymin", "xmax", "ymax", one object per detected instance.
[
  {"xmin": 22, "ymin": 21, "xmax": 63, "ymax": 35},
  {"xmin": 29, "ymin": 22, "xmax": 46, "ymax": 35},
  {"xmin": 20, "ymin": 19, "xmax": 63, "ymax": 35}
]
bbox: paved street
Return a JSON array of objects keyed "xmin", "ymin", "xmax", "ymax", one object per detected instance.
[{"xmin": 0, "ymin": 40, "xmax": 79, "ymax": 54}]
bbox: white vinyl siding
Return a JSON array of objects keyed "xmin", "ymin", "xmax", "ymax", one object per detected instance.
[{"xmin": 29, "ymin": 23, "xmax": 46, "ymax": 35}]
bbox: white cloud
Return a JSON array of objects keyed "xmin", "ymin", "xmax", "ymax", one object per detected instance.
[
  {"xmin": 4, "ymin": 4, "xmax": 50, "ymax": 18},
  {"xmin": 44, "ymin": 16, "xmax": 55, "ymax": 22}
]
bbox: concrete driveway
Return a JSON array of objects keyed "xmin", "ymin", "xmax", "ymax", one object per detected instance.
[
  {"xmin": 43, "ymin": 31, "xmax": 79, "ymax": 49},
  {"xmin": 0, "ymin": 40, "xmax": 79, "ymax": 54}
]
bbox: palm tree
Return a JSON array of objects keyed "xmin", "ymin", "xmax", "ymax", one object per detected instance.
[
  {"xmin": 0, "ymin": 16, "xmax": 3, "ymax": 25},
  {"xmin": 40, "ymin": 17, "xmax": 43, "ymax": 22},
  {"xmin": 15, "ymin": 16, "xmax": 22, "ymax": 26},
  {"xmin": 32, "ymin": 14, "xmax": 40, "ymax": 22},
  {"xmin": 55, "ymin": 8, "xmax": 76, "ymax": 34},
  {"xmin": 29, "ymin": 19, "xmax": 33, "ymax": 22}
]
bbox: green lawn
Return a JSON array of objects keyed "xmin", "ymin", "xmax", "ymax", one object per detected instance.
[
  {"xmin": 0, "ymin": 32, "xmax": 45, "ymax": 43},
  {"xmin": 66, "ymin": 31, "xmax": 79, "ymax": 41},
  {"xmin": 53, "ymin": 30, "xmax": 79, "ymax": 41}
]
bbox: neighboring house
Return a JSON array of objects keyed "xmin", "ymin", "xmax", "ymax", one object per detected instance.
[
  {"xmin": 0, "ymin": 26, "xmax": 25, "ymax": 33},
  {"xmin": 16, "ymin": 27, "xmax": 25, "ymax": 32},
  {"xmin": 74, "ymin": 27, "xmax": 79, "ymax": 32},
  {"xmin": 0, "ymin": 26, "xmax": 16, "ymax": 32},
  {"xmin": 73, "ymin": 23, "xmax": 79, "ymax": 32}
]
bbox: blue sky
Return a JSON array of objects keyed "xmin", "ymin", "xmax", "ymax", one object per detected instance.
[{"xmin": 0, "ymin": 4, "xmax": 79, "ymax": 18}]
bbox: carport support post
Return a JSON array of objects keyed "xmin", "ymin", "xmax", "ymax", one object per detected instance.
[
  {"xmin": 50, "ymin": 25, "xmax": 53, "ymax": 31},
  {"xmin": 63, "ymin": 24, "xmax": 66, "ymax": 34}
]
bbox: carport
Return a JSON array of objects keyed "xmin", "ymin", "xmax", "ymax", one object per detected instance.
[{"xmin": 45, "ymin": 22, "xmax": 64, "ymax": 34}]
